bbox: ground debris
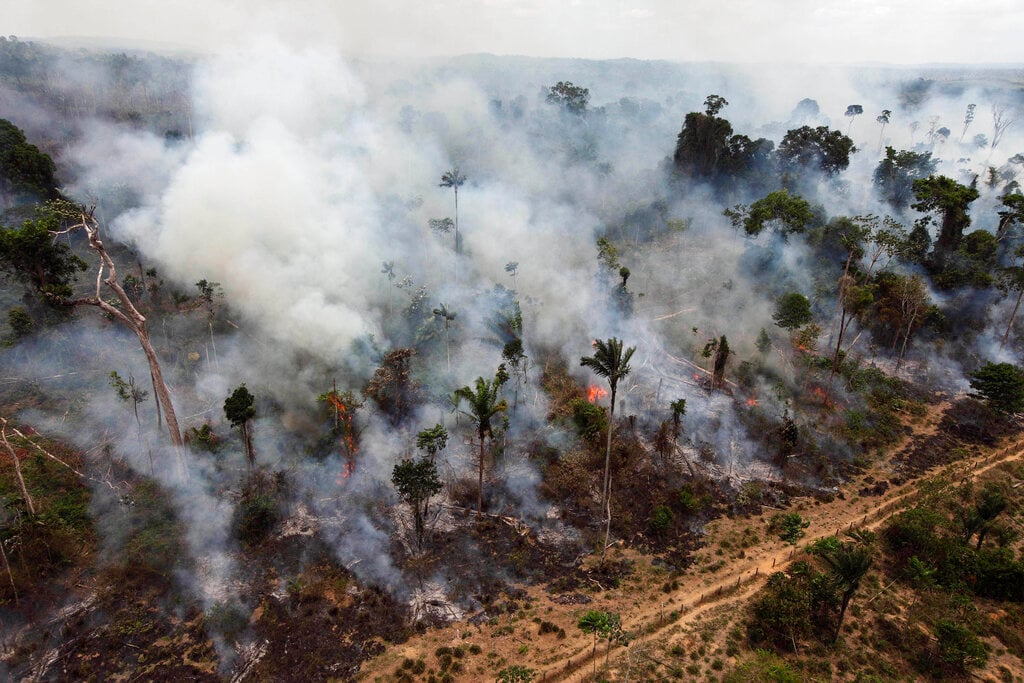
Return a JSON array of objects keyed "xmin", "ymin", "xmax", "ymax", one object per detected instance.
[
  {"xmin": 229, "ymin": 638, "xmax": 268, "ymax": 683},
  {"xmin": 409, "ymin": 581, "xmax": 465, "ymax": 625},
  {"xmin": 550, "ymin": 592, "xmax": 592, "ymax": 605}
]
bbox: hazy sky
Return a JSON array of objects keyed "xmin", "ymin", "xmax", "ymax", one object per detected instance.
[{"xmin": 7, "ymin": 0, "xmax": 1024, "ymax": 64}]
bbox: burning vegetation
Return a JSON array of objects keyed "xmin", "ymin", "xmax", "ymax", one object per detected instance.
[{"xmin": 1, "ymin": 35, "xmax": 1024, "ymax": 683}]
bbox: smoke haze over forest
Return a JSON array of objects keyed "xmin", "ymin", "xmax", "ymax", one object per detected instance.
[
  {"xmin": 2, "ymin": 6, "xmax": 1024, "ymax": 679},
  {"xmin": 2, "ymin": 31, "xmax": 1020, "ymax": 584}
]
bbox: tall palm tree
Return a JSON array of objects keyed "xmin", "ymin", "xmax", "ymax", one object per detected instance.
[
  {"xmin": 432, "ymin": 303, "xmax": 456, "ymax": 372},
  {"xmin": 820, "ymin": 541, "xmax": 873, "ymax": 643},
  {"xmin": 455, "ymin": 373, "xmax": 507, "ymax": 518},
  {"xmin": 439, "ymin": 167, "xmax": 467, "ymax": 256},
  {"xmin": 580, "ymin": 337, "xmax": 636, "ymax": 557}
]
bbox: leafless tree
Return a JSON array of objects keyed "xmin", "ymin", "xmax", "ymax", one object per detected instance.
[
  {"xmin": 50, "ymin": 202, "xmax": 183, "ymax": 447},
  {"xmin": 0, "ymin": 419, "xmax": 34, "ymax": 515},
  {"xmin": 992, "ymin": 104, "xmax": 1015, "ymax": 150}
]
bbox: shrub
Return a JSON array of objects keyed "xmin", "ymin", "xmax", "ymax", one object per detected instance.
[
  {"xmin": 770, "ymin": 512, "xmax": 809, "ymax": 544},
  {"xmin": 650, "ymin": 505, "xmax": 673, "ymax": 535},
  {"xmin": 934, "ymin": 620, "xmax": 988, "ymax": 676},
  {"xmin": 235, "ymin": 492, "xmax": 277, "ymax": 547},
  {"xmin": 496, "ymin": 664, "xmax": 536, "ymax": 682},
  {"xmin": 570, "ymin": 398, "xmax": 607, "ymax": 441}
]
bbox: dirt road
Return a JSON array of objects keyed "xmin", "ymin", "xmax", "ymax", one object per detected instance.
[{"xmin": 545, "ymin": 433, "xmax": 1024, "ymax": 682}]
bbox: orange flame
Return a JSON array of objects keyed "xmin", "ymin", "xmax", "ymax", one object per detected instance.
[
  {"xmin": 810, "ymin": 386, "xmax": 836, "ymax": 410},
  {"xmin": 326, "ymin": 391, "xmax": 358, "ymax": 476},
  {"xmin": 587, "ymin": 385, "xmax": 608, "ymax": 403},
  {"xmin": 746, "ymin": 398, "xmax": 758, "ymax": 406}
]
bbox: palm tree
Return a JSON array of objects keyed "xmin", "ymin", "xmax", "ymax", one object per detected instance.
[
  {"xmin": 439, "ymin": 167, "xmax": 467, "ymax": 257},
  {"xmin": 432, "ymin": 303, "xmax": 456, "ymax": 372},
  {"xmin": 381, "ymin": 261, "xmax": 395, "ymax": 315},
  {"xmin": 819, "ymin": 541, "xmax": 873, "ymax": 643},
  {"xmin": 446, "ymin": 389, "xmax": 462, "ymax": 427},
  {"xmin": 455, "ymin": 372, "xmax": 508, "ymax": 518},
  {"xmin": 580, "ymin": 337, "xmax": 636, "ymax": 558}
]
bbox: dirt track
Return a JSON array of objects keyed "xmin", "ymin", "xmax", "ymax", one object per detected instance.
[{"xmin": 544, "ymin": 431, "xmax": 1024, "ymax": 682}]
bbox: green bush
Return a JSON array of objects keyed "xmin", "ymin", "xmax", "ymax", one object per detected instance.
[
  {"xmin": 933, "ymin": 620, "xmax": 989, "ymax": 676},
  {"xmin": 650, "ymin": 505, "xmax": 673, "ymax": 535},
  {"xmin": 770, "ymin": 512, "xmax": 809, "ymax": 544},
  {"xmin": 972, "ymin": 548, "xmax": 1024, "ymax": 601},
  {"xmin": 496, "ymin": 664, "xmax": 535, "ymax": 682},
  {"xmin": 724, "ymin": 649, "xmax": 805, "ymax": 682},
  {"xmin": 570, "ymin": 398, "xmax": 607, "ymax": 441}
]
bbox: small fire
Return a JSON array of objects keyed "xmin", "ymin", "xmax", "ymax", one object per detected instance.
[
  {"xmin": 810, "ymin": 386, "xmax": 836, "ymax": 410},
  {"xmin": 587, "ymin": 385, "xmax": 608, "ymax": 403},
  {"xmin": 326, "ymin": 390, "xmax": 358, "ymax": 476},
  {"xmin": 746, "ymin": 398, "xmax": 758, "ymax": 407},
  {"xmin": 335, "ymin": 462, "xmax": 355, "ymax": 485}
]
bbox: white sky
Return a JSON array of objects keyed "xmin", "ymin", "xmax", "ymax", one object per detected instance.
[{"xmin": 6, "ymin": 0, "xmax": 1024, "ymax": 64}]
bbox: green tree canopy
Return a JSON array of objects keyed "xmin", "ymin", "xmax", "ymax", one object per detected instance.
[
  {"xmin": 0, "ymin": 118, "xmax": 58, "ymax": 201},
  {"xmin": 873, "ymin": 147, "xmax": 938, "ymax": 209},
  {"xmin": 545, "ymin": 81, "xmax": 589, "ymax": 114},
  {"xmin": 673, "ymin": 95, "xmax": 774, "ymax": 185},
  {"xmin": 703, "ymin": 94, "xmax": 729, "ymax": 116},
  {"xmin": 996, "ymin": 191, "xmax": 1024, "ymax": 240},
  {"xmin": 726, "ymin": 189, "xmax": 815, "ymax": 237},
  {"xmin": 778, "ymin": 125, "xmax": 856, "ymax": 176},
  {"xmin": 673, "ymin": 110, "xmax": 734, "ymax": 177},
  {"xmin": 415, "ymin": 423, "xmax": 448, "ymax": 460},
  {"xmin": 225, "ymin": 384, "xmax": 257, "ymax": 465},
  {"xmin": 748, "ymin": 561, "xmax": 837, "ymax": 652},
  {"xmin": 0, "ymin": 212, "xmax": 87, "ymax": 301},
  {"xmin": 911, "ymin": 175, "xmax": 979, "ymax": 260},
  {"xmin": 224, "ymin": 384, "xmax": 256, "ymax": 428},
  {"xmin": 969, "ymin": 362, "xmax": 1024, "ymax": 414},
  {"xmin": 772, "ymin": 292, "xmax": 813, "ymax": 330},
  {"xmin": 843, "ymin": 104, "xmax": 860, "ymax": 132},
  {"xmin": 391, "ymin": 456, "xmax": 443, "ymax": 547}
]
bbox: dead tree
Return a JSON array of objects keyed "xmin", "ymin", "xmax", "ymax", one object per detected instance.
[
  {"xmin": 0, "ymin": 419, "xmax": 34, "ymax": 515},
  {"xmin": 51, "ymin": 203, "xmax": 183, "ymax": 447}
]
